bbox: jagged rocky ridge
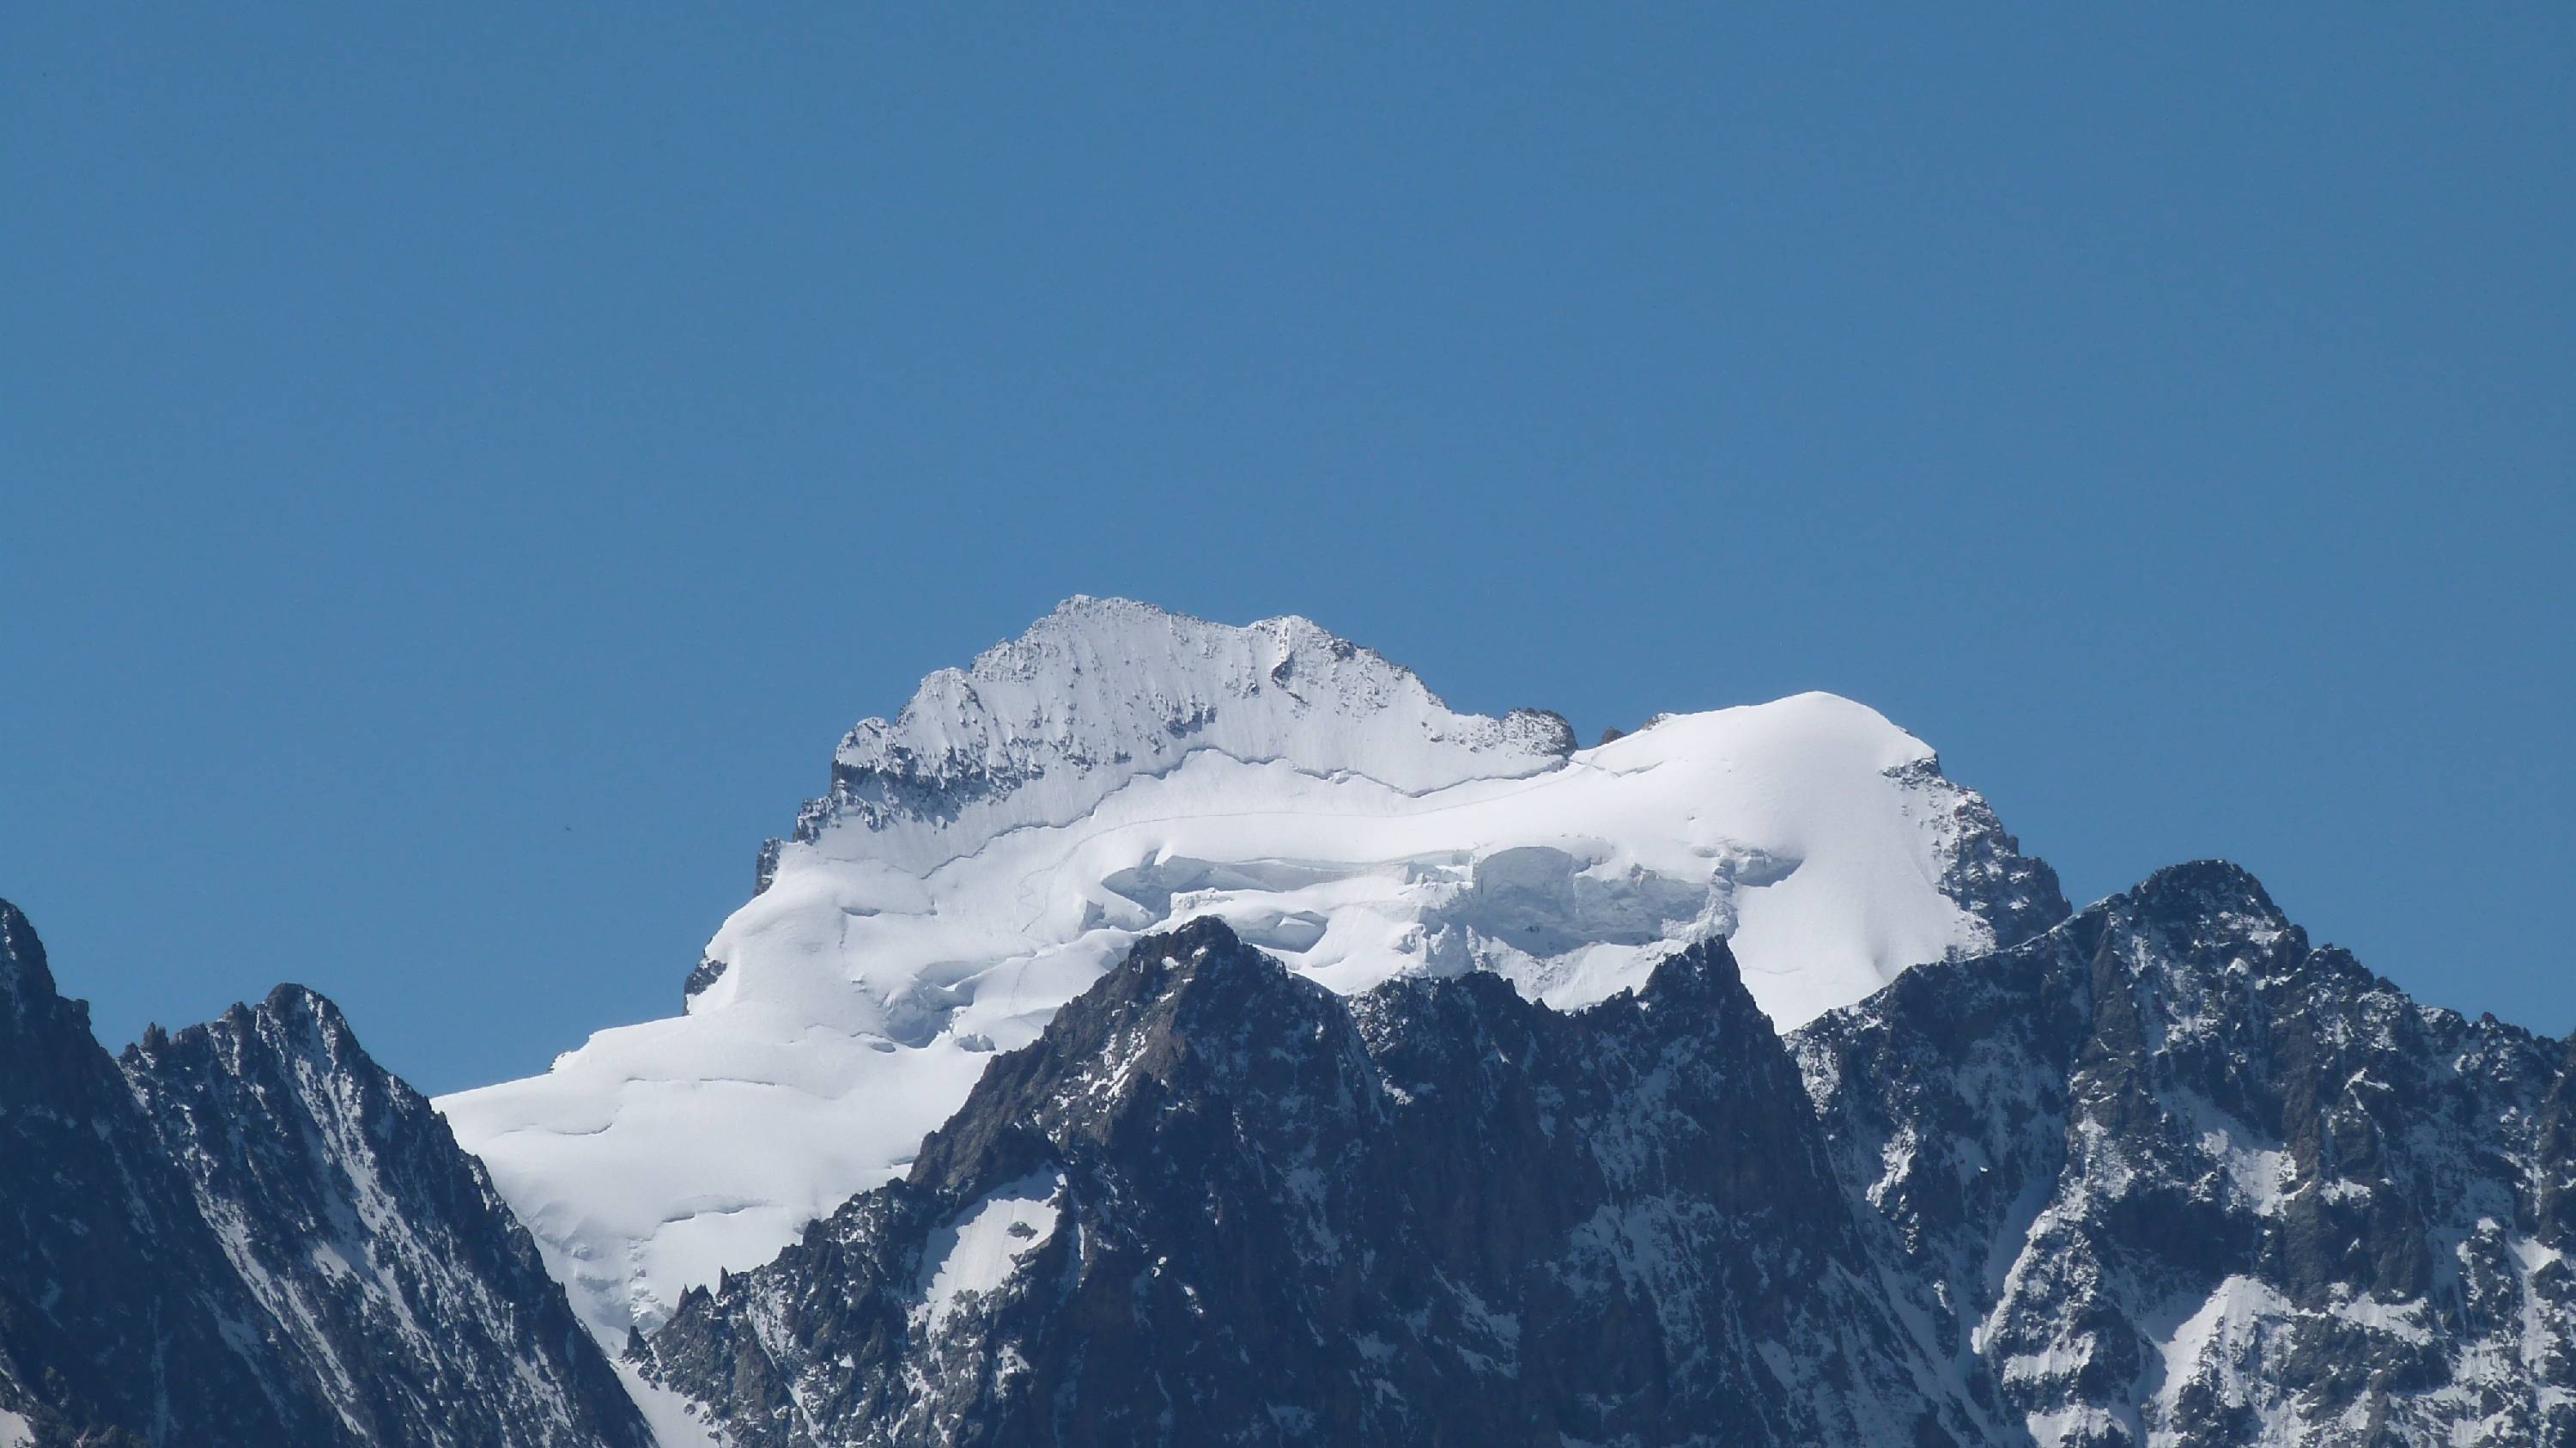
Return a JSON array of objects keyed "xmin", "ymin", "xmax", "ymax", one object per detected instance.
[
  {"xmin": 0, "ymin": 901, "xmax": 649, "ymax": 1448},
  {"xmin": 630, "ymin": 918, "xmax": 1996, "ymax": 1446},
  {"xmin": 634, "ymin": 868, "xmax": 2576, "ymax": 1448},
  {"xmin": 12, "ymin": 595, "xmax": 2566, "ymax": 1448},
  {"xmin": 795, "ymin": 599, "xmax": 1581, "ymax": 855},
  {"xmin": 1798, "ymin": 861, "xmax": 2576, "ymax": 1446}
]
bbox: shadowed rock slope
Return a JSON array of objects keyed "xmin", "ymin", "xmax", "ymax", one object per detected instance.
[
  {"xmin": 639, "ymin": 867, "xmax": 2576, "ymax": 1448},
  {"xmin": 632, "ymin": 918, "xmax": 2001, "ymax": 1446},
  {"xmin": 1799, "ymin": 861, "xmax": 2576, "ymax": 1446},
  {"xmin": 0, "ymin": 900, "xmax": 650, "ymax": 1448}
]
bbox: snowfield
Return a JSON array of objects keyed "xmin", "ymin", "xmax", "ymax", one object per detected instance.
[{"xmin": 436, "ymin": 598, "xmax": 2054, "ymax": 1340}]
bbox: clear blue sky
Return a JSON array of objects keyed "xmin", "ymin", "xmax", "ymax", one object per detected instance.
[{"xmin": 3, "ymin": 7, "xmax": 2567, "ymax": 1095}]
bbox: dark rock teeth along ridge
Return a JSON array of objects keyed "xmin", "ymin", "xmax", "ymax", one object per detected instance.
[
  {"xmin": 0, "ymin": 899, "xmax": 650, "ymax": 1448},
  {"xmin": 637, "ymin": 867, "xmax": 2576, "ymax": 1448}
]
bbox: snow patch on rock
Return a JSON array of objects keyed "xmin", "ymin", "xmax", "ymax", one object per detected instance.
[{"xmin": 916, "ymin": 1172, "xmax": 1065, "ymax": 1335}]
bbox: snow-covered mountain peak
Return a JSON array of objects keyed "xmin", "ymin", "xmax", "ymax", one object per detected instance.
[
  {"xmin": 802, "ymin": 597, "xmax": 1575, "ymax": 870},
  {"xmin": 440, "ymin": 603, "xmax": 2065, "ymax": 1342}
]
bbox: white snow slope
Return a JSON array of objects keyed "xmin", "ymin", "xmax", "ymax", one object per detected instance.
[{"xmin": 438, "ymin": 597, "xmax": 2050, "ymax": 1342}]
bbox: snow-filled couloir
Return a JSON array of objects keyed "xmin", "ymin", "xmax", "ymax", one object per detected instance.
[{"xmin": 434, "ymin": 597, "xmax": 2064, "ymax": 1341}]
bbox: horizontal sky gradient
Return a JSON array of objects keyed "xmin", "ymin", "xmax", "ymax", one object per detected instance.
[{"xmin": 4, "ymin": 6, "xmax": 2569, "ymax": 1093}]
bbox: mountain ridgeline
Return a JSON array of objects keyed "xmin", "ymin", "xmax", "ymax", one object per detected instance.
[
  {"xmin": 633, "ymin": 918, "xmax": 1987, "ymax": 1445},
  {"xmin": 4, "ymin": 602, "xmax": 2570, "ymax": 1447},
  {"xmin": 0, "ymin": 902, "xmax": 650, "ymax": 1448},
  {"xmin": 629, "ymin": 875, "xmax": 2576, "ymax": 1448},
  {"xmin": 438, "ymin": 599, "xmax": 2079, "ymax": 1346}
]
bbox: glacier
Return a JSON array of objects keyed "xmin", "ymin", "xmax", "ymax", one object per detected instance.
[{"xmin": 435, "ymin": 597, "xmax": 2063, "ymax": 1341}]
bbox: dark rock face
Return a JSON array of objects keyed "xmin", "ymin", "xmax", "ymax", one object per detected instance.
[
  {"xmin": 0, "ymin": 900, "xmax": 326, "ymax": 1446},
  {"xmin": 1795, "ymin": 861, "xmax": 2576, "ymax": 1446},
  {"xmin": 1883, "ymin": 756, "xmax": 2070, "ymax": 956},
  {"xmin": 14, "ymin": 853, "xmax": 2568, "ymax": 1448},
  {"xmin": 642, "ymin": 871, "xmax": 2576, "ymax": 1448},
  {"xmin": 121, "ymin": 986, "xmax": 652, "ymax": 1448},
  {"xmin": 634, "ymin": 918, "xmax": 2001, "ymax": 1447},
  {"xmin": 0, "ymin": 900, "xmax": 650, "ymax": 1448},
  {"xmin": 683, "ymin": 954, "xmax": 730, "ymax": 1003}
]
